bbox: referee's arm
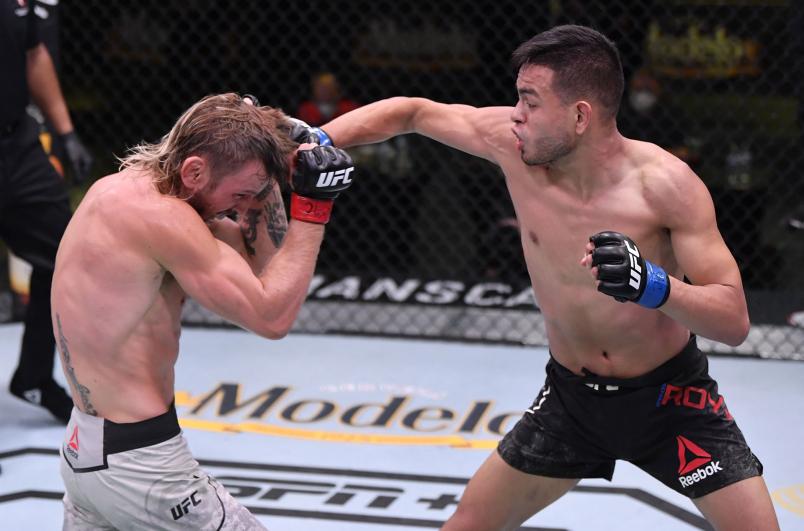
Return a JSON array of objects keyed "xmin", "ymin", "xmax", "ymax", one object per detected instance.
[{"xmin": 26, "ymin": 42, "xmax": 75, "ymax": 135}]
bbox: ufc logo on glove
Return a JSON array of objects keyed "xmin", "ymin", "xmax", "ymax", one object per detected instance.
[{"xmin": 317, "ymin": 168, "xmax": 354, "ymax": 187}]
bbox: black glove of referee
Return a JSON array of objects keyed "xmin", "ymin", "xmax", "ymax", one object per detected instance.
[{"xmin": 60, "ymin": 131, "xmax": 93, "ymax": 183}]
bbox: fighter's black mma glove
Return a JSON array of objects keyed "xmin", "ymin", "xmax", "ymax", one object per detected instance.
[
  {"xmin": 287, "ymin": 117, "xmax": 333, "ymax": 146},
  {"xmin": 589, "ymin": 231, "xmax": 671, "ymax": 309},
  {"xmin": 60, "ymin": 131, "xmax": 93, "ymax": 183},
  {"xmin": 242, "ymin": 93, "xmax": 260, "ymax": 106},
  {"xmin": 290, "ymin": 145, "xmax": 354, "ymax": 224}
]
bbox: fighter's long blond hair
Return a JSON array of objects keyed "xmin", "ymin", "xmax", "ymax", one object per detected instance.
[{"xmin": 119, "ymin": 93, "xmax": 297, "ymax": 197}]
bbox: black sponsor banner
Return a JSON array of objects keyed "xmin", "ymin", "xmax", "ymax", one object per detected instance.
[
  {"xmin": 307, "ymin": 275, "xmax": 537, "ymax": 311},
  {"xmin": 307, "ymin": 274, "xmax": 804, "ymax": 328}
]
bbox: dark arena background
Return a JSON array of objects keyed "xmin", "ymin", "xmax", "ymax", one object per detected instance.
[
  {"xmin": 1, "ymin": 1, "xmax": 804, "ymax": 530},
  {"xmin": 0, "ymin": 0, "xmax": 801, "ymax": 358}
]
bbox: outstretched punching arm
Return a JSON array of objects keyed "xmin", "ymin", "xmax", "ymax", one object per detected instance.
[{"xmin": 318, "ymin": 97, "xmax": 514, "ymax": 163}]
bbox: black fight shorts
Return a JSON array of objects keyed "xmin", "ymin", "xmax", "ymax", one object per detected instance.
[{"xmin": 498, "ymin": 336, "xmax": 763, "ymax": 498}]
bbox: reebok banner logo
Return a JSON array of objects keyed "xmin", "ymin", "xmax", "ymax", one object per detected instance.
[
  {"xmin": 317, "ymin": 167, "xmax": 354, "ymax": 188},
  {"xmin": 676, "ymin": 435, "xmax": 723, "ymax": 488}
]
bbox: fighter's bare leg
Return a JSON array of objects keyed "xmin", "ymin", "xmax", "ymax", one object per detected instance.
[
  {"xmin": 693, "ymin": 476, "xmax": 779, "ymax": 531},
  {"xmin": 442, "ymin": 451, "xmax": 578, "ymax": 531}
]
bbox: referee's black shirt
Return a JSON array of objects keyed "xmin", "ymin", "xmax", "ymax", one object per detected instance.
[{"xmin": 1, "ymin": 0, "xmax": 41, "ymax": 129}]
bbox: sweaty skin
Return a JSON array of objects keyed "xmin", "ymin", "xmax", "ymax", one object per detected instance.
[
  {"xmin": 322, "ymin": 65, "xmax": 748, "ymax": 378},
  {"xmin": 51, "ymin": 158, "xmax": 323, "ymax": 422}
]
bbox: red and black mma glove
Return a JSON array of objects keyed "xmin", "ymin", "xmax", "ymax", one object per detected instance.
[
  {"xmin": 290, "ymin": 146, "xmax": 354, "ymax": 224},
  {"xmin": 287, "ymin": 117, "xmax": 334, "ymax": 146},
  {"xmin": 589, "ymin": 231, "xmax": 671, "ymax": 309}
]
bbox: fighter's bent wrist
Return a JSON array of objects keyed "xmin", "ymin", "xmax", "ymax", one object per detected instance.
[
  {"xmin": 290, "ymin": 193, "xmax": 334, "ymax": 224},
  {"xmin": 636, "ymin": 260, "xmax": 670, "ymax": 309},
  {"xmin": 312, "ymin": 127, "xmax": 333, "ymax": 146}
]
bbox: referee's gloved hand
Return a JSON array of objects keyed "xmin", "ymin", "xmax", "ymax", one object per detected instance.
[{"xmin": 60, "ymin": 131, "xmax": 93, "ymax": 183}]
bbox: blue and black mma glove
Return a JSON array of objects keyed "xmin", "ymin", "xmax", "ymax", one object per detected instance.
[
  {"xmin": 290, "ymin": 145, "xmax": 354, "ymax": 224},
  {"xmin": 589, "ymin": 231, "xmax": 671, "ymax": 309},
  {"xmin": 287, "ymin": 117, "xmax": 333, "ymax": 146}
]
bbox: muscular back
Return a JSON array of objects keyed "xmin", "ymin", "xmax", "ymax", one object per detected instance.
[{"xmin": 52, "ymin": 170, "xmax": 185, "ymax": 422}]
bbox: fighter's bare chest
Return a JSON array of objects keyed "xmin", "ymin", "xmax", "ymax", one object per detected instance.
[{"xmin": 509, "ymin": 182, "xmax": 660, "ymax": 276}]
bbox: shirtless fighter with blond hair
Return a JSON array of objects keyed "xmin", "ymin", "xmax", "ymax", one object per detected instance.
[
  {"xmin": 52, "ymin": 93, "xmax": 354, "ymax": 529},
  {"xmin": 312, "ymin": 24, "xmax": 779, "ymax": 531}
]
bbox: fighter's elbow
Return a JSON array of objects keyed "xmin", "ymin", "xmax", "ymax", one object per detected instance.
[
  {"xmin": 255, "ymin": 321, "xmax": 292, "ymax": 340},
  {"xmin": 252, "ymin": 311, "xmax": 295, "ymax": 340},
  {"xmin": 722, "ymin": 315, "xmax": 751, "ymax": 347}
]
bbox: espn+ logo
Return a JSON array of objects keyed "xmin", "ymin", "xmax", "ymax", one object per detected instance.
[
  {"xmin": 676, "ymin": 435, "xmax": 724, "ymax": 488},
  {"xmin": 317, "ymin": 168, "xmax": 354, "ymax": 188}
]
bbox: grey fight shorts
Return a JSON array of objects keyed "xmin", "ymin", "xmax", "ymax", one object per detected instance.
[{"xmin": 60, "ymin": 404, "xmax": 267, "ymax": 530}]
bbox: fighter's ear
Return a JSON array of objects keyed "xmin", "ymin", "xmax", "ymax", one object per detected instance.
[
  {"xmin": 179, "ymin": 156, "xmax": 210, "ymax": 193},
  {"xmin": 574, "ymin": 100, "xmax": 592, "ymax": 134}
]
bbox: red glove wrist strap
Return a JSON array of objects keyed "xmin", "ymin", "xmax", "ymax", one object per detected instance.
[{"xmin": 290, "ymin": 194, "xmax": 334, "ymax": 224}]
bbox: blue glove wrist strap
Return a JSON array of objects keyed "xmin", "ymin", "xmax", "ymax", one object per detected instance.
[
  {"xmin": 312, "ymin": 127, "xmax": 333, "ymax": 146},
  {"xmin": 637, "ymin": 260, "xmax": 670, "ymax": 308}
]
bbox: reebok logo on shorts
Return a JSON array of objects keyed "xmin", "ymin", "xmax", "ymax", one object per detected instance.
[
  {"xmin": 65, "ymin": 426, "xmax": 80, "ymax": 459},
  {"xmin": 69, "ymin": 426, "xmax": 79, "ymax": 451},
  {"xmin": 677, "ymin": 435, "xmax": 723, "ymax": 488}
]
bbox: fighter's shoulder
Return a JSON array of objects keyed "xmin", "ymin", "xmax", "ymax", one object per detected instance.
[
  {"xmin": 630, "ymin": 141, "xmax": 710, "ymax": 224},
  {"xmin": 91, "ymin": 170, "xmax": 206, "ymax": 247},
  {"xmin": 464, "ymin": 105, "xmax": 513, "ymax": 131},
  {"xmin": 424, "ymin": 101, "xmax": 511, "ymax": 132},
  {"xmin": 467, "ymin": 105, "xmax": 516, "ymax": 159}
]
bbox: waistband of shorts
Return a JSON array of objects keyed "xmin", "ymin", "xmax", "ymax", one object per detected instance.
[
  {"xmin": 103, "ymin": 401, "xmax": 181, "ymax": 455},
  {"xmin": 549, "ymin": 335, "xmax": 701, "ymax": 388}
]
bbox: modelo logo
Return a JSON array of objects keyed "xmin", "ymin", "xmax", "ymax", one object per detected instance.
[{"xmin": 186, "ymin": 383, "xmax": 521, "ymax": 436}]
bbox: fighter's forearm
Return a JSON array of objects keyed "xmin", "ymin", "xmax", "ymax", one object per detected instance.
[
  {"xmin": 323, "ymin": 97, "xmax": 420, "ymax": 148},
  {"xmin": 255, "ymin": 220, "xmax": 324, "ymax": 333},
  {"xmin": 660, "ymin": 278, "xmax": 750, "ymax": 346},
  {"xmin": 26, "ymin": 44, "xmax": 73, "ymax": 135}
]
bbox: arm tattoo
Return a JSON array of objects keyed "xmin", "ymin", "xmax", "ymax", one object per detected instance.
[
  {"xmin": 263, "ymin": 196, "xmax": 288, "ymax": 248},
  {"xmin": 56, "ymin": 314, "xmax": 97, "ymax": 416},
  {"xmin": 241, "ymin": 209, "xmax": 260, "ymax": 257},
  {"xmin": 240, "ymin": 184, "xmax": 288, "ymax": 255}
]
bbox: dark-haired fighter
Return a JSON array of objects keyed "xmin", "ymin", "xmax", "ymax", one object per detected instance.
[
  {"xmin": 53, "ymin": 93, "xmax": 355, "ymax": 529},
  {"xmin": 316, "ymin": 24, "xmax": 778, "ymax": 531}
]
